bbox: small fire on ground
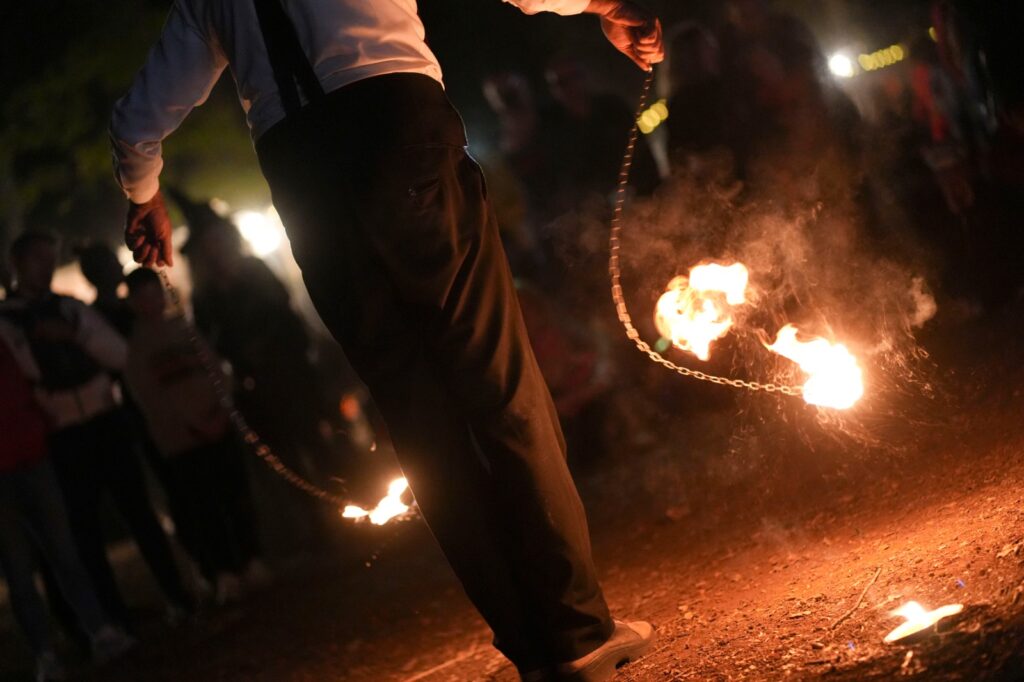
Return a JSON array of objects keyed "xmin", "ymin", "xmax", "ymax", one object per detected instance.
[
  {"xmin": 654, "ymin": 262, "xmax": 864, "ymax": 409},
  {"xmin": 883, "ymin": 601, "xmax": 965, "ymax": 643},
  {"xmin": 341, "ymin": 477, "xmax": 411, "ymax": 525}
]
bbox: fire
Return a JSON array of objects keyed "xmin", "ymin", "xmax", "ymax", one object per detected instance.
[
  {"xmin": 341, "ymin": 477, "xmax": 411, "ymax": 525},
  {"xmin": 654, "ymin": 263, "xmax": 749, "ymax": 361},
  {"xmin": 883, "ymin": 601, "xmax": 964, "ymax": 643},
  {"xmin": 766, "ymin": 325, "xmax": 864, "ymax": 409}
]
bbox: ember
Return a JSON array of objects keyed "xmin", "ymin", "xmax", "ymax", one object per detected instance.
[
  {"xmin": 341, "ymin": 477, "xmax": 411, "ymax": 526},
  {"xmin": 883, "ymin": 601, "xmax": 964, "ymax": 643}
]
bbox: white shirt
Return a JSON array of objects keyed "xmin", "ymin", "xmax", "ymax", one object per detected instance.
[
  {"xmin": 111, "ymin": 0, "xmax": 591, "ymax": 204},
  {"xmin": 0, "ymin": 298, "xmax": 127, "ymax": 429}
]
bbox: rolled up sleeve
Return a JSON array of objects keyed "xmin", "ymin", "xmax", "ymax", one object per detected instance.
[
  {"xmin": 110, "ymin": 2, "xmax": 227, "ymax": 204},
  {"xmin": 503, "ymin": 0, "xmax": 592, "ymax": 16}
]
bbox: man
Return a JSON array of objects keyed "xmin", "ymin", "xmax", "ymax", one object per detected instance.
[
  {"xmin": 75, "ymin": 242, "xmax": 134, "ymax": 337},
  {"xmin": 0, "ymin": 232, "xmax": 192, "ymax": 629},
  {"xmin": 111, "ymin": 1, "xmax": 663, "ymax": 679}
]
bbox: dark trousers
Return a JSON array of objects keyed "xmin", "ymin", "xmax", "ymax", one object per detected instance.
[
  {"xmin": 156, "ymin": 437, "xmax": 260, "ymax": 581},
  {"xmin": 50, "ymin": 408, "xmax": 188, "ymax": 626},
  {"xmin": 0, "ymin": 459, "xmax": 110, "ymax": 654},
  {"xmin": 256, "ymin": 73, "xmax": 613, "ymax": 669}
]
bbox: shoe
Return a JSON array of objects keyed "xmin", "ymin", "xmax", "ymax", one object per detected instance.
[
  {"xmin": 91, "ymin": 625, "xmax": 136, "ymax": 664},
  {"xmin": 35, "ymin": 650, "xmax": 67, "ymax": 682},
  {"xmin": 214, "ymin": 572, "xmax": 243, "ymax": 605},
  {"xmin": 555, "ymin": 620, "xmax": 655, "ymax": 681}
]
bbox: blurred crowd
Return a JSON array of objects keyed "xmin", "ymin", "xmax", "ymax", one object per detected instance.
[
  {"xmin": 0, "ymin": 199, "xmax": 368, "ymax": 680},
  {"xmin": 2, "ymin": 1, "xmax": 1023, "ymax": 680}
]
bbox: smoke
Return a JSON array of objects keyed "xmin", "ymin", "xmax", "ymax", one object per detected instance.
[{"xmin": 543, "ymin": 129, "xmax": 955, "ymax": 485}]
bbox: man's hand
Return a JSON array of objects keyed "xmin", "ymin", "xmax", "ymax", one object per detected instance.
[
  {"xmin": 125, "ymin": 190, "xmax": 174, "ymax": 268},
  {"xmin": 586, "ymin": 0, "xmax": 664, "ymax": 71}
]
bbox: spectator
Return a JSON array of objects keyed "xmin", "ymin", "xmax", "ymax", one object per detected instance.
[
  {"xmin": 481, "ymin": 71, "xmax": 553, "ymax": 279},
  {"xmin": 123, "ymin": 267, "xmax": 265, "ymax": 603},
  {"xmin": 76, "ymin": 242, "xmax": 133, "ymax": 337},
  {"xmin": 665, "ymin": 23, "xmax": 734, "ymax": 160},
  {"xmin": 0, "ymin": 321, "xmax": 135, "ymax": 682},
  {"xmin": 0, "ymin": 231, "xmax": 192, "ymax": 628},
  {"xmin": 545, "ymin": 55, "xmax": 661, "ymax": 202},
  {"xmin": 168, "ymin": 190, "xmax": 339, "ymax": 551},
  {"xmin": 516, "ymin": 284, "xmax": 612, "ymax": 467}
]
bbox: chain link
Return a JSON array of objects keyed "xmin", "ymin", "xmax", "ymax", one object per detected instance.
[
  {"xmin": 608, "ymin": 70, "xmax": 803, "ymax": 398},
  {"xmin": 157, "ymin": 270, "xmax": 350, "ymax": 507}
]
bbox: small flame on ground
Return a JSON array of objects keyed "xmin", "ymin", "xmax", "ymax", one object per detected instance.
[
  {"xmin": 766, "ymin": 325, "xmax": 864, "ymax": 409},
  {"xmin": 654, "ymin": 263, "xmax": 750, "ymax": 361},
  {"xmin": 883, "ymin": 601, "xmax": 964, "ymax": 643},
  {"xmin": 341, "ymin": 477, "xmax": 410, "ymax": 525}
]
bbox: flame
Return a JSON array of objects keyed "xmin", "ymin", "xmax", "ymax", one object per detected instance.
[
  {"xmin": 883, "ymin": 601, "xmax": 964, "ymax": 643},
  {"xmin": 654, "ymin": 263, "xmax": 750, "ymax": 361},
  {"xmin": 341, "ymin": 477, "xmax": 411, "ymax": 525},
  {"xmin": 766, "ymin": 325, "xmax": 864, "ymax": 409}
]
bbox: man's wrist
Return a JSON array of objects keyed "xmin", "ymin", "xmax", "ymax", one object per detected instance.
[
  {"xmin": 126, "ymin": 180, "xmax": 161, "ymax": 207},
  {"xmin": 584, "ymin": 0, "xmax": 617, "ymax": 16}
]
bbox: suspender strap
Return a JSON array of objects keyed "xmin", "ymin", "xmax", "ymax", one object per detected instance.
[{"xmin": 252, "ymin": 0, "xmax": 326, "ymax": 117}]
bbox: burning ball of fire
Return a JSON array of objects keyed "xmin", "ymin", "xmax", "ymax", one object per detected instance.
[
  {"xmin": 654, "ymin": 263, "xmax": 750, "ymax": 361},
  {"xmin": 765, "ymin": 325, "xmax": 864, "ymax": 410},
  {"xmin": 651, "ymin": 261, "xmax": 864, "ymax": 409}
]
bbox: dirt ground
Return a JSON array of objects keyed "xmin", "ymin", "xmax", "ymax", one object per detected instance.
[{"xmin": 3, "ymin": 310, "xmax": 1024, "ymax": 681}]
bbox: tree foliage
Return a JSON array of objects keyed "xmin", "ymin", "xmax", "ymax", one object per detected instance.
[{"xmin": 0, "ymin": 0, "xmax": 260, "ymax": 263}]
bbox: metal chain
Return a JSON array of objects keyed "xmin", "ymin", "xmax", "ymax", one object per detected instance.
[
  {"xmin": 157, "ymin": 269, "xmax": 349, "ymax": 507},
  {"xmin": 608, "ymin": 70, "xmax": 803, "ymax": 397}
]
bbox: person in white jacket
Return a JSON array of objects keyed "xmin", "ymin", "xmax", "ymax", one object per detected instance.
[
  {"xmin": 112, "ymin": 2, "xmax": 662, "ymax": 679},
  {"xmin": 0, "ymin": 231, "xmax": 192, "ymax": 630}
]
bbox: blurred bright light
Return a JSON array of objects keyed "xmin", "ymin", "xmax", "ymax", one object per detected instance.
[
  {"xmin": 828, "ymin": 53, "xmax": 856, "ymax": 79},
  {"xmin": 638, "ymin": 98, "xmax": 670, "ymax": 135},
  {"xmin": 858, "ymin": 44, "xmax": 907, "ymax": 72},
  {"xmin": 234, "ymin": 208, "xmax": 284, "ymax": 257}
]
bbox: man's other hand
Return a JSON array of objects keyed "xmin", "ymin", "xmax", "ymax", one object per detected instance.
[
  {"xmin": 586, "ymin": 0, "xmax": 664, "ymax": 71},
  {"xmin": 125, "ymin": 190, "xmax": 174, "ymax": 268}
]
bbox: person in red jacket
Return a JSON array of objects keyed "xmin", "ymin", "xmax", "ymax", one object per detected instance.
[{"xmin": 0, "ymin": 325, "xmax": 134, "ymax": 682}]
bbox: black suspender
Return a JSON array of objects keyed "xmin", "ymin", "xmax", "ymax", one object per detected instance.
[{"xmin": 251, "ymin": 0, "xmax": 325, "ymax": 117}]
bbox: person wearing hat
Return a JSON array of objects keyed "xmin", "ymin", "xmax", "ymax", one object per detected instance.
[{"xmin": 111, "ymin": 1, "xmax": 663, "ymax": 679}]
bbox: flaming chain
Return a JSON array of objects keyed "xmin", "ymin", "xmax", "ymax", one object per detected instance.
[{"xmin": 608, "ymin": 70, "xmax": 803, "ymax": 397}]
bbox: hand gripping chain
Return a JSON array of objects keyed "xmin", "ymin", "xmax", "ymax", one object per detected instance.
[{"xmin": 607, "ymin": 70, "xmax": 802, "ymax": 397}]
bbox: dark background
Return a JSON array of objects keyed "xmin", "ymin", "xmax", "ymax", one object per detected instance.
[{"xmin": 0, "ymin": 0, "xmax": 939, "ymax": 262}]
